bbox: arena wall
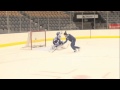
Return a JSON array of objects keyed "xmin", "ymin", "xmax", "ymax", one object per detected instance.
[{"xmin": 0, "ymin": 29, "xmax": 120, "ymax": 48}]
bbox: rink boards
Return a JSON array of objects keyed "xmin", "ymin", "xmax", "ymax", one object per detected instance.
[{"xmin": 0, "ymin": 29, "xmax": 120, "ymax": 48}]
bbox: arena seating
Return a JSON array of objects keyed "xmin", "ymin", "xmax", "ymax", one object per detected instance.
[
  {"xmin": 0, "ymin": 11, "xmax": 120, "ymax": 34},
  {"xmin": 23, "ymin": 11, "xmax": 70, "ymax": 30}
]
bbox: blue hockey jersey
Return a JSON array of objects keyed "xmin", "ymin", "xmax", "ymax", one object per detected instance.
[
  {"xmin": 64, "ymin": 34, "xmax": 76, "ymax": 44},
  {"xmin": 53, "ymin": 33, "xmax": 62, "ymax": 43}
]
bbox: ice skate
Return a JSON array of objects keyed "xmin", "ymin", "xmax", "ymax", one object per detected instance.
[
  {"xmin": 74, "ymin": 49, "xmax": 77, "ymax": 52},
  {"xmin": 77, "ymin": 47, "xmax": 80, "ymax": 51}
]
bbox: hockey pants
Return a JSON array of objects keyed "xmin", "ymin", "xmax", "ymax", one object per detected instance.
[{"xmin": 71, "ymin": 40, "xmax": 79, "ymax": 50}]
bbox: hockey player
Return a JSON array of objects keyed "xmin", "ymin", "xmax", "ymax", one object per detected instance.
[
  {"xmin": 63, "ymin": 31, "xmax": 80, "ymax": 52},
  {"xmin": 53, "ymin": 32, "xmax": 64, "ymax": 48}
]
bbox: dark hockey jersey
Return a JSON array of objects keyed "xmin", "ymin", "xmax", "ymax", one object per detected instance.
[{"xmin": 64, "ymin": 34, "xmax": 76, "ymax": 44}]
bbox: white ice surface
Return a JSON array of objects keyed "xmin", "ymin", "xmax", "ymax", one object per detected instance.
[{"xmin": 0, "ymin": 38, "xmax": 119, "ymax": 79}]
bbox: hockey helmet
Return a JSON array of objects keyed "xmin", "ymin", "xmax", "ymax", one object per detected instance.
[
  {"xmin": 64, "ymin": 31, "xmax": 67, "ymax": 35},
  {"xmin": 56, "ymin": 32, "xmax": 60, "ymax": 36}
]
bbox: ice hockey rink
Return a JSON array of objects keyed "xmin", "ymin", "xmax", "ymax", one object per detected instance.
[{"xmin": 0, "ymin": 38, "xmax": 119, "ymax": 79}]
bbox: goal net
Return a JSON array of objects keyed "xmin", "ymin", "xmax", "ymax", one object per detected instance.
[{"xmin": 23, "ymin": 30, "xmax": 46, "ymax": 50}]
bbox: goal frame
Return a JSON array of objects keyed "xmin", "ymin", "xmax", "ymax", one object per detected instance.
[{"xmin": 30, "ymin": 30, "xmax": 46, "ymax": 50}]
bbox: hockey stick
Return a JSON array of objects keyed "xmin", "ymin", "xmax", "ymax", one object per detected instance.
[
  {"xmin": 51, "ymin": 47, "xmax": 57, "ymax": 53},
  {"xmin": 49, "ymin": 45, "xmax": 58, "ymax": 53},
  {"xmin": 49, "ymin": 45, "xmax": 57, "ymax": 53},
  {"xmin": 51, "ymin": 44, "xmax": 65, "ymax": 53},
  {"xmin": 49, "ymin": 43, "xmax": 69, "ymax": 53},
  {"xmin": 49, "ymin": 44, "xmax": 63, "ymax": 53}
]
